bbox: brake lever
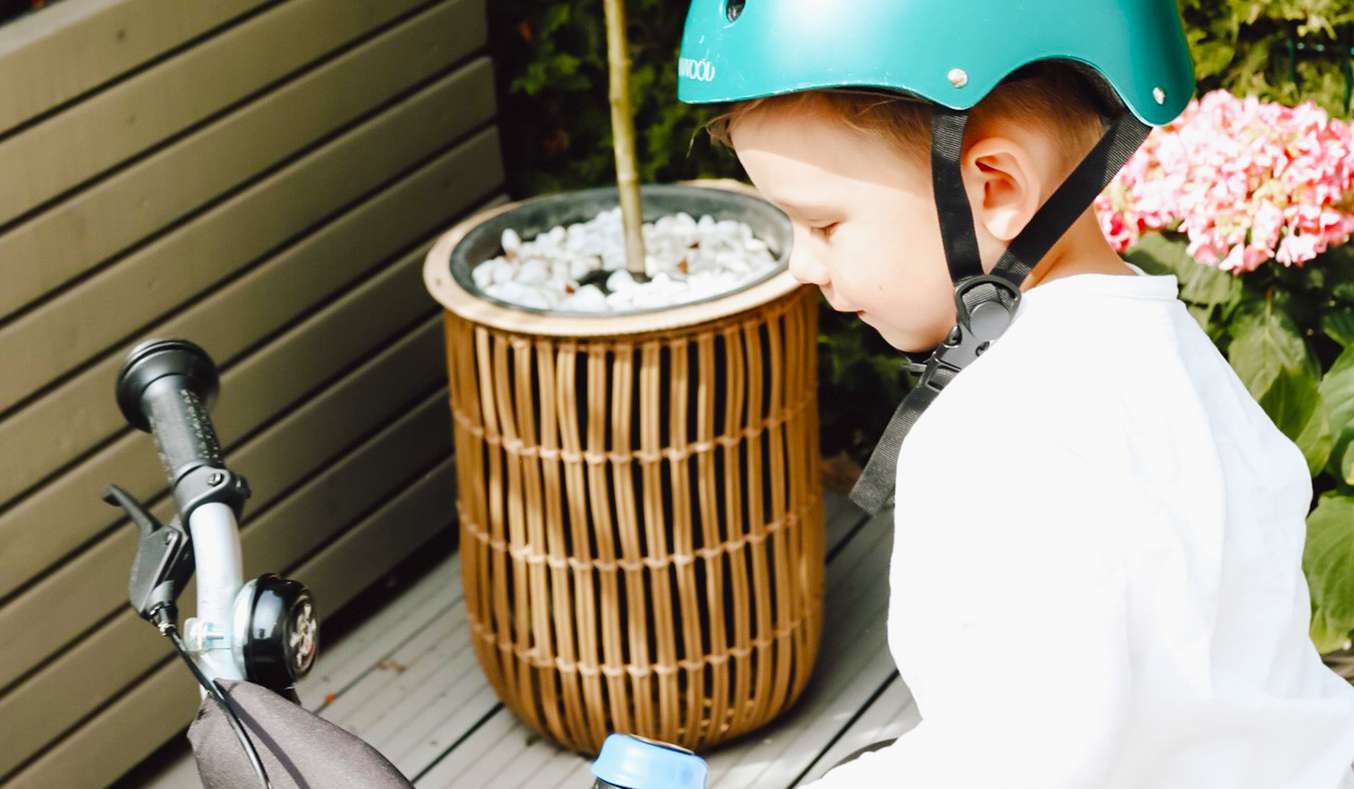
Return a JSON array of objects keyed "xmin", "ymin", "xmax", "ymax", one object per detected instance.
[{"xmin": 105, "ymin": 484, "xmax": 194, "ymax": 623}]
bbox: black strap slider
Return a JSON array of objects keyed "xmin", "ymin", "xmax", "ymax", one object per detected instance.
[{"xmin": 919, "ymin": 357, "xmax": 960, "ymax": 394}]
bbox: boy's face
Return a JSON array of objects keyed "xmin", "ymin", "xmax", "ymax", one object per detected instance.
[{"xmin": 732, "ymin": 103, "xmax": 958, "ymax": 352}]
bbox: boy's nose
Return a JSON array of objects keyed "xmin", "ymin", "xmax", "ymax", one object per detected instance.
[{"xmin": 787, "ymin": 246, "xmax": 830, "ymax": 288}]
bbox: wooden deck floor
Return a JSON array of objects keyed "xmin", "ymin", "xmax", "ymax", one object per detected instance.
[{"xmin": 136, "ymin": 493, "xmax": 919, "ymax": 788}]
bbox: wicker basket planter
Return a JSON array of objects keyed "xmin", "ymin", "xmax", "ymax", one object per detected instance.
[{"xmin": 423, "ymin": 180, "xmax": 824, "ymax": 754}]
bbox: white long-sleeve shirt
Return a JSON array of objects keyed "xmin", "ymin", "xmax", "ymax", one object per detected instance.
[{"xmin": 811, "ymin": 266, "xmax": 1354, "ymax": 788}]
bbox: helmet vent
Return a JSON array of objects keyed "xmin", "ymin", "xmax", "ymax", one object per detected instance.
[{"xmin": 726, "ymin": 0, "xmax": 746, "ymax": 22}]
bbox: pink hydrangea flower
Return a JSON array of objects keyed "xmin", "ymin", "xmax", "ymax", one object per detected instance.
[{"xmin": 1095, "ymin": 90, "xmax": 1354, "ymax": 272}]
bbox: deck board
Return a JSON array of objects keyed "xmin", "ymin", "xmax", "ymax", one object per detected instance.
[
  {"xmin": 798, "ymin": 677, "xmax": 922, "ymax": 784},
  {"xmin": 137, "ymin": 492, "xmax": 912, "ymax": 788},
  {"xmin": 301, "ymin": 560, "xmax": 459, "ymax": 710}
]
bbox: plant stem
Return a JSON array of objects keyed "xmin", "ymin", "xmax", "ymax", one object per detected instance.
[{"xmin": 603, "ymin": 0, "xmax": 648, "ymax": 279}]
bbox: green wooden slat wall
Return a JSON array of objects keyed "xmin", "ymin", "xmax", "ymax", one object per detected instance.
[{"xmin": 0, "ymin": 0, "xmax": 500, "ymax": 784}]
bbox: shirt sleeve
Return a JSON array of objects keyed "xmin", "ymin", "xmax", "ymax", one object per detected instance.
[{"xmin": 804, "ymin": 432, "xmax": 1138, "ymax": 789}]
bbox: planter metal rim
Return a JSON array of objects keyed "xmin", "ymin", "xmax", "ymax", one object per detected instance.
[
  {"xmin": 423, "ymin": 179, "xmax": 805, "ymax": 338},
  {"xmin": 452, "ymin": 183, "xmax": 789, "ymax": 320}
]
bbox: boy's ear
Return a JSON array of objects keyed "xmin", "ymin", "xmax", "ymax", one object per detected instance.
[{"xmin": 962, "ymin": 136, "xmax": 1043, "ymax": 243}]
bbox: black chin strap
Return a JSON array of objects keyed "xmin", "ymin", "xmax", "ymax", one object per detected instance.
[
  {"xmin": 930, "ymin": 108, "xmax": 985, "ymax": 283},
  {"xmin": 848, "ymin": 107, "xmax": 1152, "ymax": 515}
]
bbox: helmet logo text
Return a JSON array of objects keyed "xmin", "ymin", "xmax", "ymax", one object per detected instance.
[{"xmin": 679, "ymin": 58, "xmax": 717, "ymax": 83}]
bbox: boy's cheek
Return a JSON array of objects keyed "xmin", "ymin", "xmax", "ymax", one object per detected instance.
[{"xmin": 864, "ymin": 289, "xmax": 960, "ymax": 353}]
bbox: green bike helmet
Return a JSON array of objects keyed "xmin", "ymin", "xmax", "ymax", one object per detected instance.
[
  {"xmin": 677, "ymin": 0, "xmax": 1194, "ymax": 126},
  {"xmin": 676, "ymin": 0, "xmax": 1197, "ymax": 514}
]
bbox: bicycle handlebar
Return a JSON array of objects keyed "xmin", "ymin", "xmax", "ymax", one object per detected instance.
[{"xmin": 116, "ymin": 338, "xmax": 225, "ymax": 486}]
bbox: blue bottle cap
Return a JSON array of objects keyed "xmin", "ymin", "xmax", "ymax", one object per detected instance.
[{"xmin": 592, "ymin": 734, "xmax": 708, "ymax": 789}]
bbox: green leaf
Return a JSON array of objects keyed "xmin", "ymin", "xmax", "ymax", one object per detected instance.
[
  {"xmin": 1303, "ymin": 494, "xmax": 1354, "ymax": 653},
  {"xmin": 1124, "ymin": 232, "xmax": 1193, "ymax": 279},
  {"xmin": 1324, "ymin": 308, "xmax": 1354, "ymax": 348},
  {"xmin": 1310, "ymin": 608, "xmax": 1353, "ymax": 655},
  {"xmin": 1261, "ymin": 362, "xmax": 1324, "ymax": 443},
  {"xmin": 551, "ymin": 52, "xmax": 582, "ymax": 77},
  {"xmin": 1321, "ymin": 245, "xmax": 1354, "ymax": 293},
  {"xmin": 1186, "ymin": 303, "xmax": 1214, "ymax": 335},
  {"xmin": 1181, "ymin": 262, "xmax": 1241, "ymax": 309},
  {"xmin": 1296, "ymin": 393, "xmax": 1334, "ymax": 476},
  {"xmin": 1321, "ymin": 348, "xmax": 1354, "ymax": 484},
  {"xmin": 1192, "ymin": 40, "xmax": 1237, "ymax": 79},
  {"xmin": 1229, "ymin": 298, "xmax": 1322, "ymax": 438},
  {"xmin": 538, "ymin": 4, "xmax": 571, "ymax": 37}
]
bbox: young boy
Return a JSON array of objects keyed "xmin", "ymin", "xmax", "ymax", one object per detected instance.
[{"xmin": 678, "ymin": 1, "xmax": 1354, "ymax": 787}]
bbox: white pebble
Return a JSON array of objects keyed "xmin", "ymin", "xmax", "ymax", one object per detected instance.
[
  {"xmin": 570, "ymin": 256, "xmax": 600, "ymax": 280},
  {"xmin": 517, "ymin": 259, "xmax": 548, "ymax": 286},
  {"xmin": 716, "ymin": 251, "xmax": 749, "ymax": 273},
  {"xmin": 495, "ymin": 283, "xmax": 548, "ymax": 309},
  {"xmin": 473, "ymin": 262, "xmax": 494, "ymax": 290},
  {"xmin": 564, "ymin": 284, "xmax": 607, "ymax": 311},
  {"xmin": 607, "ymin": 270, "xmax": 638, "ymax": 293},
  {"xmin": 631, "ymin": 290, "xmax": 666, "ymax": 309},
  {"xmin": 490, "ymin": 258, "xmax": 515, "ymax": 285}
]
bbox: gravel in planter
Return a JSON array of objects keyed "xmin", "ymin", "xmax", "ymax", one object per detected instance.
[{"xmin": 472, "ymin": 207, "xmax": 779, "ymax": 312}]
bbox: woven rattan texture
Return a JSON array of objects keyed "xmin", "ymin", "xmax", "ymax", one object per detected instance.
[{"xmin": 443, "ymin": 285, "xmax": 824, "ymax": 753}]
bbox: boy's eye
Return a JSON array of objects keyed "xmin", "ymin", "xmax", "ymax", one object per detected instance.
[{"xmin": 811, "ymin": 222, "xmax": 839, "ymax": 240}]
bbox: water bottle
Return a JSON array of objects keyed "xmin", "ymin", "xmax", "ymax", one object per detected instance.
[{"xmin": 591, "ymin": 734, "xmax": 708, "ymax": 789}]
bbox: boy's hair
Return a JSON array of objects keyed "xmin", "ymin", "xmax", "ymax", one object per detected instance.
[{"xmin": 706, "ymin": 60, "xmax": 1116, "ymax": 171}]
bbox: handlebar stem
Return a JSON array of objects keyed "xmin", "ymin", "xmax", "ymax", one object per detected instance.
[{"xmin": 187, "ymin": 502, "xmax": 247, "ymax": 688}]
